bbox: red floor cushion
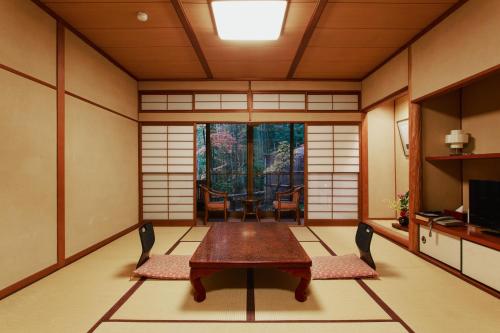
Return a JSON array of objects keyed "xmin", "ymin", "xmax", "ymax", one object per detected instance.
[
  {"xmin": 312, "ymin": 254, "xmax": 378, "ymax": 279},
  {"xmin": 133, "ymin": 255, "xmax": 190, "ymax": 280}
]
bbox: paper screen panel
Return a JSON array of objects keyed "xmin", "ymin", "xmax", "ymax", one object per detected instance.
[
  {"xmin": 306, "ymin": 125, "xmax": 359, "ymax": 221},
  {"xmin": 141, "ymin": 94, "xmax": 192, "ymax": 111},
  {"xmin": 195, "ymin": 93, "xmax": 247, "ymax": 110},
  {"xmin": 307, "ymin": 94, "xmax": 358, "ymax": 111},
  {"xmin": 253, "ymin": 93, "xmax": 305, "ymax": 110},
  {"xmin": 141, "ymin": 125, "xmax": 194, "ymax": 221}
]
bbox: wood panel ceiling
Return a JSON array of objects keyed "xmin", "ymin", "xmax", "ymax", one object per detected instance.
[{"xmin": 39, "ymin": 0, "xmax": 461, "ymax": 80}]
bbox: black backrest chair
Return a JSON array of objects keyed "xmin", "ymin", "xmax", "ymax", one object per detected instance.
[
  {"xmin": 356, "ymin": 222, "xmax": 376, "ymax": 270},
  {"xmin": 136, "ymin": 222, "xmax": 155, "ymax": 268}
]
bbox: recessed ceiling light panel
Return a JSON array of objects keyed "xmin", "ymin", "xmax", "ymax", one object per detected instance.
[{"xmin": 211, "ymin": 1, "xmax": 288, "ymax": 41}]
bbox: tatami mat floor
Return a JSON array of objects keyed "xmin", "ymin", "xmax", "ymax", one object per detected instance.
[{"xmin": 0, "ymin": 225, "xmax": 499, "ymax": 333}]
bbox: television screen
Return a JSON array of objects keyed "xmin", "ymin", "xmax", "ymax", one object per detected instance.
[{"xmin": 469, "ymin": 180, "xmax": 500, "ymax": 231}]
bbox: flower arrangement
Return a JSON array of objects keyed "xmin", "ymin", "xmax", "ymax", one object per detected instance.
[{"xmin": 389, "ymin": 191, "xmax": 409, "ymax": 226}]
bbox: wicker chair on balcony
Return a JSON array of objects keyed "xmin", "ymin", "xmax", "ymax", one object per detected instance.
[
  {"xmin": 200, "ymin": 185, "xmax": 230, "ymax": 225},
  {"xmin": 273, "ymin": 186, "xmax": 303, "ymax": 225}
]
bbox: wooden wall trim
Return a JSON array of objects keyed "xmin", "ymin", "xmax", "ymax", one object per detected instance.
[
  {"xmin": 0, "ymin": 63, "xmax": 56, "ymax": 90},
  {"xmin": 361, "ymin": 87, "xmax": 408, "ymax": 113},
  {"xmin": 361, "ymin": 0, "xmax": 469, "ymax": 81},
  {"xmin": 287, "ymin": 0, "xmax": 328, "ymax": 79},
  {"xmin": 64, "ymin": 223, "xmax": 140, "ymax": 265},
  {"xmin": 365, "ymin": 221, "xmax": 409, "ymax": 248},
  {"xmin": 170, "ymin": 0, "xmax": 213, "ymax": 79},
  {"xmin": 151, "ymin": 221, "xmax": 195, "ymax": 227},
  {"xmin": 140, "ymin": 78, "xmax": 361, "ymax": 82},
  {"xmin": 65, "ymin": 91, "xmax": 138, "ymax": 123},
  {"xmin": 56, "ymin": 22, "xmax": 65, "ymax": 266},
  {"xmin": 306, "ymin": 220, "xmax": 359, "ymax": 226},
  {"xmin": 0, "ymin": 223, "xmax": 140, "ymax": 300},
  {"xmin": 0, "ymin": 264, "xmax": 59, "ymax": 300},
  {"xmin": 412, "ymin": 64, "xmax": 500, "ymax": 103},
  {"xmin": 30, "ymin": 0, "xmax": 137, "ymax": 81},
  {"xmin": 1, "ymin": 1, "xmax": 139, "ymax": 301}
]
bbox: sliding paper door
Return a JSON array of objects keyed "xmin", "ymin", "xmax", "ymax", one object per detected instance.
[
  {"xmin": 141, "ymin": 125, "xmax": 195, "ymax": 221},
  {"xmin": 307, "ymin": 125, "xmax": 360, "ymax": 221}
]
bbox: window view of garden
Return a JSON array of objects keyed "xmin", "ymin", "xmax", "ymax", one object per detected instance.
[{"xmin": 197, "ymin": 123, "xmax": 304, "ymax": 212}]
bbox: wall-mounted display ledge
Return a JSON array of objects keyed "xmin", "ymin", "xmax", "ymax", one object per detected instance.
[{"xmin": 425, "ymin": 153, "xmax": 500, "ymax": 161}]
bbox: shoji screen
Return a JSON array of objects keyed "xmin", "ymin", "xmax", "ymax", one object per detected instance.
[
  {"xmin": 141, "ymin": 125, "xmax": 195, "ymax": 221},
  {"xmin": 141, "ymin": 93, "xmax": 193, "ymax": 111},
  {"xmin": 307, "ymin": 125, "xmax": 359, "ymax": 220},
  {"xmin": 307, "ymin": 94, "xmax": 359, "ymax": 111},
  {"xmin": 253, "ymin": 93, "xmax": 306, "ymax": 110},
  {"xmin": 194, "ymin": 93, "xmax": 247, "ymax": 110}
]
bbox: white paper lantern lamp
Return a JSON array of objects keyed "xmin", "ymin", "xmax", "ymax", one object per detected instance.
[{"xmin": 445, "ymin": 129, "xmax": 469, "ymax": 155}]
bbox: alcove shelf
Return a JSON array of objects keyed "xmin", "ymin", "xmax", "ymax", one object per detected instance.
[{"xmin": 425, "ymin": 153, "xmax": 500, "ymax": 161}]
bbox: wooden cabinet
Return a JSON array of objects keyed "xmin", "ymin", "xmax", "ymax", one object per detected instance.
[
  {"xmin": 419, "ymin": 225, "xmax": 461, "ymax": 270},
  {"xmin": 462, "ymin": 240, "xmax": 500, "ymax": 292}
]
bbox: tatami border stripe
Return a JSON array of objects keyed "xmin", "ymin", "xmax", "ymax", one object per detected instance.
[
  {"xmin": 88, "ymin": 226, "xmax": 193, "ymax": 332},
  {"xmin": 106, "ymin": 319, "xmax": 397, "ymax": 323},
  {"xmin": 306, "ymin": 227, "xmax": 336, "ymax": 256},
  {"xmin": 307, "ymin": 226, "xmax": 415, "ymax": 333},
  {"xmin": 356, "ymin": 280, "xmax": 415, "ymax": 333},
  {"xmin": 91, "ymin": 225, "xmax": 413, "ymax": 330}
]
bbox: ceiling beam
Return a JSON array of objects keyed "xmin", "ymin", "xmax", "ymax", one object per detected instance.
[
  {"xmin": 171, "ymin": 0, "xmax": 213, "ymax": 79},
  {"xmin": 287, "ymin": 0, "xmax": 328, "ymax": 79}
]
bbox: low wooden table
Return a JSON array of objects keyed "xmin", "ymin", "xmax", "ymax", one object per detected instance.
[{"xmin": 189, "ymin": 223, "xmax": 312, "ymax": 302}]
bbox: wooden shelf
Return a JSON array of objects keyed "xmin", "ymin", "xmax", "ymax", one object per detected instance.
[
  {"xmin": 414, "ymin": 217, "xmax": 500, "ymax": 251},
  {"xmin": 425, "ymin": 153, "xmax": 500, "ymax": 161}
]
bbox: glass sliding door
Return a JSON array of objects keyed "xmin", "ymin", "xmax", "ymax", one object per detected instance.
[
  {"xmin": 196, "ymin": 123, "xmax": 303, "ymax": 215},
  {"xmin": 253, "ymin": 124, "xmax": 304, "ymax": 211},
  {"xmin": 209, "ymin": 123, "xmax": 247, "ymax": 196}
]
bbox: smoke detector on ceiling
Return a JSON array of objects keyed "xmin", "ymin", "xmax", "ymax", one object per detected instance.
[{"xmin": 137, "ymin": 12, "xmax": 149, "ymax": 22}]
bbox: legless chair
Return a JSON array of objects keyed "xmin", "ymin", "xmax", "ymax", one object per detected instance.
[
  {"xmin": 200, "ymin": 185, "xmax": 230, "ymax": 225},
  {"xmin": 137, "ymin": 222, "xmax": 155, "ymax": 268},
  {"xmin": 356, "ymin": 222, "xmax": 376, "ymax": 270},
  {"xmin": 273, "ymin": 186, "xmax": 303, "ymax": 225}
]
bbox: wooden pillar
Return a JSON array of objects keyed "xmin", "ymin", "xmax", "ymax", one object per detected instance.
[
  {"xmin": 247, "ymin": 124, "xmax": 254, "ymax": 199},
  {"xmin": 290, "ymin": 124, "xmax": 295, "ymax": 188},
  {"xmin": 206, "ymin": 123, "xmax": 211, "ymax": 188},
  {"xmin": 360, "ymin": 113, "xmax": 369, "ymax": 221},
  {"xmin": 408, "ymin": 102, "xmax": 422, "ymax": 252},
  {"xmin": 56, "ymin": 22, "xmax": 65, "ymax": 265}
]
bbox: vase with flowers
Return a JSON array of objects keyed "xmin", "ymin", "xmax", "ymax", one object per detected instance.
[{"xmin": 389, "ymin": 191, "xmax": 409, "ymax": 226}]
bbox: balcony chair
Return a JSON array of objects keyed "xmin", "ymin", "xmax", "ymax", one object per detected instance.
[
  {"xmin": 200, "ymin": 185, "xmax": 230, "ymax": 225},
  {"xmin": 273, "ymin": 185, "xmax": 303, "ymax": 225}
]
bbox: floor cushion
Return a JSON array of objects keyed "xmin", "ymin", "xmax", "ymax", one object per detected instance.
[
  {"xmin": 311, "ymin": 254, "xmax": 378, "ymax": 279},
  {"xmin": 133, "ymin": 255, "xmax": 190, "ymax": 280}
]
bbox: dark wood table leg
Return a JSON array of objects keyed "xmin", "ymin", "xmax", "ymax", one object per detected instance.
[
  {"xmin": 190, "ymin": 269, "xmax": 206, "ymax": 302},
  {"xmin": 280, "ymin": 268, "xmax": 311, "ymax": 302},
  {"xmin": 189, "ymin": 268, "xmax": 221, "ymax": 302}
]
